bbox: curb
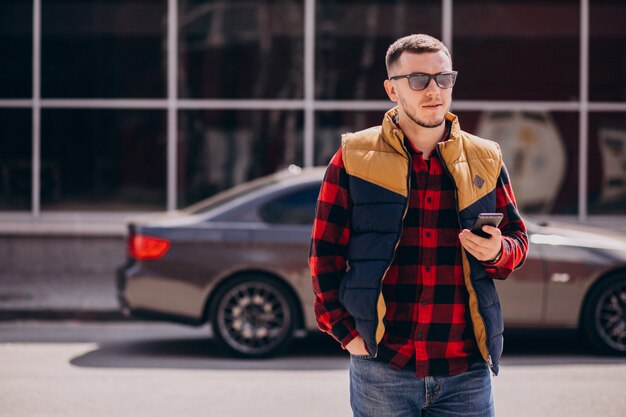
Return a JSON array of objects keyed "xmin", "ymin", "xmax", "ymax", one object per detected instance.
[{"xmin": 0, "ymin": 310, "xmax": 130, "ymax": 322}]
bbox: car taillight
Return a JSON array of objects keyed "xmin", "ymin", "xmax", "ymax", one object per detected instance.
[{"xmin": 128, "ymin": 234, "xmax": 171, "ymax": 260}]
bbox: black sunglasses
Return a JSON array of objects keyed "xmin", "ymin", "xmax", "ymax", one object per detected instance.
[{"xmin": 389, "ymin": 71, "xmax": 458, "ymax": 91}]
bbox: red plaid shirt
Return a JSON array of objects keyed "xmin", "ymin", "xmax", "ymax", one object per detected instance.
[{"xmin": 309, "ymin": 125, "xmax": 528, "ymax": 377}]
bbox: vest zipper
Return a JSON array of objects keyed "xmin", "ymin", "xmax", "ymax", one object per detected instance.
[
  {"xmin": 435, "ymin": 144, "xmax": 496, "ymax": 376},
  {"xmin": 487, "ymin": 355, "xmax": 496, "ymax": 376}
]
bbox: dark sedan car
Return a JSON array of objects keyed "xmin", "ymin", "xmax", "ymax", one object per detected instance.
[{"xmin": 118, "ymin": 166, "xmax": 626, "ymax": 357}]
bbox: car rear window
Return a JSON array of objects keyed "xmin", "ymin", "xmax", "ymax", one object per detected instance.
[
  {"xmin": 184, "ymin": 177, "xmax": 281, "ymax": 215},
  {"xmin": 259, "ymin": 185, "xmax": 321, "ymax": 225}
]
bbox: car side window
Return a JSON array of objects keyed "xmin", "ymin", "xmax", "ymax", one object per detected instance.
[{"xmin": 259, "ymin": 185, "xmax": 321, "ymax": 225}]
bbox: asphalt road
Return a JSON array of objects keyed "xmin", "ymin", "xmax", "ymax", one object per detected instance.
[{"xmin": 1, "ymin": 322, "xmax": 625, "ymax": 417}]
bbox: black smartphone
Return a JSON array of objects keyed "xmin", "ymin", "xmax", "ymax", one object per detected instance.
[{"xmin": 470, "ymin": 213, "xmax": 503, "ymax": 238}]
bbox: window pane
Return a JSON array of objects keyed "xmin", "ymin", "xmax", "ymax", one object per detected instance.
[
  {"xmin": 0, "ymin": 1, "xmax": 32, "ymax": 98},
  {"xmin": 316, "ymin": 0, "xmax": 441, "ymax": 100},
  {"xmin": 179, "ymin": 0, "xmax": 304, "ymax": 99},
  {"xmin": 259, "ymin": 185, "xmax": 321, "ymax": 225},
  {"xmin": 457, "ymin": 110, "xmax": 579, "ymax": 215},
  {"xmin": 42, "ymin": 0, "xmax": 166, "ymax": 98},
  {"xmin": 588, "ymin": 113, "xmax": 626, "ymax": 214},
  {"xmin": 453, "ymin": 0, "xmax": 579, "ymax": 101},
  {"xmin": 590, "ymin": 1, "xmax": 626, "ymax": 102},
  {"xmin": 178, "ymin": 110, "xmax": 303, "ymax": 207},
  {"xmin": 41, "ymin": 109, "xmax": 166, "ymax": 211},
  {"xmin": 314, "ymin": 110, "xmax": 382, "ymax": 165},
  {"xmin": 0, "ymin": 109, "xmax": 32, "ymax": 210}
]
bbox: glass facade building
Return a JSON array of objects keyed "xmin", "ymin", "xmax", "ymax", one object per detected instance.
[{"xmin": 1, "ymin": 0, "xmax": 625, "ymax": 224}]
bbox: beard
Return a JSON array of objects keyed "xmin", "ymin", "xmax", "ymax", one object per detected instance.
[
  {"xmin": 408, "ymin": 112, "xmax": 445, "ymax": 129},
  {"xmin": 399, "ymin": 96, "xmax": 446, "ymax": 129}
]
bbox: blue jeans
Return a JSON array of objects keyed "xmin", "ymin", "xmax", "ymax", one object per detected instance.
[{"xmin": 349, "ymin": 356, "xmax": 495, "ymax": 417}]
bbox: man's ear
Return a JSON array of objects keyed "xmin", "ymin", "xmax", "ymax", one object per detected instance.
[{"xmin": 384, "ymin": 79, "xmax": 399, "ymax": 103}]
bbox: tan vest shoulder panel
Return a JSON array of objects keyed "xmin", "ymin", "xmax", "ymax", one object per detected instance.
[
  {"xmin": 341, "ymin": 127, "xmax": 409, "ymax": 197},
  {"xmin": 438, "ymin": 131, "xmax": 503, "ymax": 212}
]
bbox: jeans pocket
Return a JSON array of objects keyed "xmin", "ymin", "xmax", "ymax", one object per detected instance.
[
  {"xmin": 349, "ymin": 353, "xmax": 375, "ymax": 359},
  {"xmin": 467, "ymin": 359, "xmax": 488, "ymax": 373}
]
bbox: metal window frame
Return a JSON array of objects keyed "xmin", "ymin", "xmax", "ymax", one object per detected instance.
[
  {"xmin": 32, "ymin": 0, "xmax": 41, "ymax": 216},
  {"xmin": 579, "ymin": 0, "xmax": 589, "ymax": 222},
  {"xmin": 0, "ymin": 0, "xmax": 622, "ymax": 224},
  {"xmin": 167, "ymin": 0, "xmax": 178, "ymax": 211}
]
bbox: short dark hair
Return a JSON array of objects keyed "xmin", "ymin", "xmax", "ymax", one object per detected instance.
[{"xmin": 385, "ymin": 34, "xmax": 452, "ymax": 77}]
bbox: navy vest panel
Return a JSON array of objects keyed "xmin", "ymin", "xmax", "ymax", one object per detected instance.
[
  {"xmin": 340, "ymin": 279, "xmax": 382, "ymax": 319},
  {"xmin": 339, "ymin": 264, "xmax": 387, "ymax": 354},
  {"xmin": 338, "ymin": 176, "xmax": 407, "ymax": 354},
  {"xmin": 348, "ymin": 233, "xmax": 398, "ymax": 261},
  {"xmin": 348, "ymin": 177, "xmax": 405, "ymax": 262},
  {"xmin": 352, "ymin": 205, "xmax": 405, "ymax": 233},
  {"xmin": 458, "ymin": 186, "xmax": 504, "ymax": 374},
  {"xmin": 349, "ymin": 176, "xmax": 407, "ymax": 205}
]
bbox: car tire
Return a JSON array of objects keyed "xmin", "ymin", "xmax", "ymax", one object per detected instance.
[
  {"xmin": 209, "ymin": 274, "xmax": 298, "ymax": 357},
  {"xmin": 581, "ymin": 274, "xmax": 626, "ymax": 355}
]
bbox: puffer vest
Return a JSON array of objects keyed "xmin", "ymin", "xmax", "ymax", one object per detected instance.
[{"xmin": 338, "ymin": 108, "xmax": 505, "ymax": 375}]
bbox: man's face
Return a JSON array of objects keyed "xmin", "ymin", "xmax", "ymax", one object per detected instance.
[{"xmin": 384, "ymin": 51, "xmax": 453, "ymax": 129}]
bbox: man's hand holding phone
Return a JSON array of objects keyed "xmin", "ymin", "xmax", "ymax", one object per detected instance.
[{"xmin": 458, "ymin": 213, "xmax": 503, "ymax": 263}]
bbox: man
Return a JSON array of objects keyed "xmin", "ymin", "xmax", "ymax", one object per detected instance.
[{"xmin": 309, "ymin": 34, "xmax": 528, "ymax": 416}]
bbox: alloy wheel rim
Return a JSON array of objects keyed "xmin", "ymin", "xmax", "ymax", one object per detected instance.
[
  {"xmin": 594, "ymin": 281, "xmax": 626, "ymax": 352},
  {"xmin": 217, "ymin": 281, "xmax": 290, "ymax": 355}
]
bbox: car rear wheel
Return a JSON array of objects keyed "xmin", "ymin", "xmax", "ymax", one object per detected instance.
[
  {"xmin": 582, "ymin": 274, "xmax": 626, "ymax": 354},
  {"xmin": 209, "ymin": 275, "xmax": 297, "ymax": 357}
]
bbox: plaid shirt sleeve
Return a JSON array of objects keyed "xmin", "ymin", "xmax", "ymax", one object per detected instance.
[
  {"xmin": 481, "ymin": 163, "xmax": 529, "ymax": 279},
  {"xmin": 308, "ymin": 148, "xmax": 360, "ymax": 348}
]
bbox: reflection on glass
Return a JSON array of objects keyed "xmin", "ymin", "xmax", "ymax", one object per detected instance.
[
  {"xmin": 466, "ymin": 110, "xmax": 579, "ymax": 215},
  {"xmin": 477, "ymin": 112, "xmax": 567, "ymax": 213},
  {"xmin": 314, "ymin": 111, "xmax": 383, "ymax": 165},
  {"xmin": 590, "ymin": 0, "xmax": 626, "ymax": 102},
  {"xmin": 178, "ymin": 110, "xmax": 303, "ymax": 207},
  {"xmin": 0, "ymin": 1, "xmax": 32, "ymax": 98},
  {"xmin": 588, "ymin": 113, "xmax": 626, "ymax": 214},
  {"xmin": 0, "ymin": 110, "xmax": 32, "ymax": 210},
  {"xmin": 41, "ymin": 110, "xmax": 166, "ymax": 211},
  {"xmin": 316, "ymin": 0, "xmax": 441, "ymax": 100},
  {"xmin": 453, "ymin": 0, "xmax": 579, "ymax": 101},
  {"xmin": 178, "ymin": 0, "xmax": 304, "ymax": 99},
  {"xmin": 42, "ymin": 0, "xmax": 167, "ymax": 98}
]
